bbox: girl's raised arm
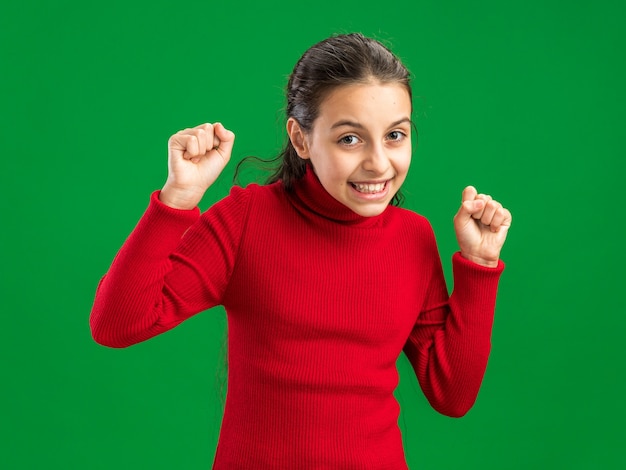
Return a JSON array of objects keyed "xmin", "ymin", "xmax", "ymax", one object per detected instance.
[
  {"xmin": 90, "ymin": 123, "xmax": 241, "ymax": 348},
  {"xmin": 403, "ymin": 187, "xmax": 511, "ymax": 416}
]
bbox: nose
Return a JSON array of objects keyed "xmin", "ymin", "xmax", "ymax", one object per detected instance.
[{"xmin": 362, "ymin": 142, "xmax": 390, "ymax": 175}]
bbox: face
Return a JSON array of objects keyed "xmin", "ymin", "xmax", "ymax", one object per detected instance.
[{"xmin": 288, "ymin": 82, "xmax": 412, "ymax": 217}]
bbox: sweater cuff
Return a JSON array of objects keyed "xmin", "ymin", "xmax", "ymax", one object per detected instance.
[
  {"xmin": 149, "ymin": 190, "xmax": 201, "ymax": 219},
  {"xmin": 450, "ymin": 252, "xmax": 504, "ymax": 323},
  {"xmin": 452, "ymin": 251, "xmax": 505, "ymax": 274},
  {"xmin": 125, "ymin": 191, "xmax": 201, "ymax": 260}
]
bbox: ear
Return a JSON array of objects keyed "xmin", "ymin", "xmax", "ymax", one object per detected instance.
[{"xmin": 286, "ymin": 117, "xmax": 310, "ymax": 159}]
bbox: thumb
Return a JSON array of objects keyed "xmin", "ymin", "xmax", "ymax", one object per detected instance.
[
  {"xmin": 213, "ymin": 122, "xmax": 235, "ymax": 157},
  {"xmin": 455, "ymin": 185, "xmax": 483, "ymax": 223},
  {"xmin": 461, "ymin": 185, "xmax": 478, "ymax": 203},
  {"xmin": 456, "ymin": 199, "xmax": 485, "ymax": 222}
]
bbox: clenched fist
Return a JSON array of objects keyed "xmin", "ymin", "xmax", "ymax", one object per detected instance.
[
  {"xmin": 454, "ymin": 186, "xmax": 512, "ymax": 267},
  {"xmin": 160, "ymin": 122, "xmax": 235, "ymax": 210}
]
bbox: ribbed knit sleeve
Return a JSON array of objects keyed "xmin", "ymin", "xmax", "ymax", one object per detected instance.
[
  {"xmin": 90, "ymin": 187, "xmax": 251, "ymax": 348},
  {"xmin": 403, "ymin": 250, "xmax": 504, "ymax": 418}
]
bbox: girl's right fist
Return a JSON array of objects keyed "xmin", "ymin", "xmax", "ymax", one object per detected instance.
[{"xmin": 160, "ymin": 123, "xmax": 235, "ymax": 210}]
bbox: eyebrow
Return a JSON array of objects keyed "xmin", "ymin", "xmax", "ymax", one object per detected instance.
[{"xmin": 330, "ymin": 117, "xmax": 412, "ymax": 130}]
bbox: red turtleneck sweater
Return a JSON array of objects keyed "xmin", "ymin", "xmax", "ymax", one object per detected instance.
[{"xmin": 91, "ymin": 167, "xmax": 504, "ymax": 469}]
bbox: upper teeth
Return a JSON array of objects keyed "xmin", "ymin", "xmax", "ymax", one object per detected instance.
[{"xmin": 353, "ymin": 182, "xmax": 385, "ymax": 193}]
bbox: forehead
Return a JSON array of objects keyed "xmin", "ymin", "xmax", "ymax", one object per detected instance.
[{"xmin": 316, "ymin": 82, "xmax": 412, "ymax": 126}]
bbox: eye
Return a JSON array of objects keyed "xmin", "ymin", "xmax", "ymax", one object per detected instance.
[
  {"xmin": 386, "ymin": 130, "xmax": 406, "ymax": 142},
  {"xmin": 339, "ymin": 135, "xmax": 360, "ymax": 146}
]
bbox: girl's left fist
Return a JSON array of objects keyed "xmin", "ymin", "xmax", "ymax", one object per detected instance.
[{"xmin": 453, "ymin": 186, "xmax": 512, "ymax": 267}]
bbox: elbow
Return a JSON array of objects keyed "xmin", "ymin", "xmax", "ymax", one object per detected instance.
[
  {"xmin": 90, "ymin": 324, "xmax": 129, "ymax": 349},
  {"xmin": 91, "ymin": 330, "xmax": 126, "ymax": 349},
  {"xmin": 431, "ymin": 398, "xmax": 476, "ymax": 418},
  {"xmin": 90, "ymin": 308, "xmax": 157, "ymax": 348},
  {"xmin": 424, "ymin": 382, "xmax": 480, "ymax": 418},
  {"xmin": 424, "ymin": 355, "xmax": 490, "ymax": 418},
  {"xmin": 90, "ymin": 313, "xmax": 133, "ymax": 349},
  {"xmin": 440, "ymin": 403, "xmax": 473, "ymax": 418}
]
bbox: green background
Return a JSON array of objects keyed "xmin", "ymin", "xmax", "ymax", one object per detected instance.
[{"xmin": 2, "ymin": 0, "xmax": 624, "ymax": 468}]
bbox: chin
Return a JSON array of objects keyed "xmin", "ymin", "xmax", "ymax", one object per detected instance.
[{"xmin": 352, "ymin": 204, "xmax": 389, "ymax": 217}]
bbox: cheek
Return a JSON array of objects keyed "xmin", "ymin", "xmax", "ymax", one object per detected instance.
[
  {"xmin": 312, "ymin": 147, "xmax": 352, "ymax": 177},
  {"xmin": 393, "ymin": 148, "xmax": 412, "ymax": 172}
]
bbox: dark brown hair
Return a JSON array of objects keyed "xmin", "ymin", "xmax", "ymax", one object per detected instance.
[{"xmin": 236, "ymin": 33, "xmax": 413, "ymax": 205}]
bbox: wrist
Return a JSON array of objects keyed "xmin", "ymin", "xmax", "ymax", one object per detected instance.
[
  {"xmin": 460, "ymin": 252, "xmax": 499, "ymax": 268},
  {"xmin": 159, "ymin": 184, "xmax": 202, "ymax": 210}
]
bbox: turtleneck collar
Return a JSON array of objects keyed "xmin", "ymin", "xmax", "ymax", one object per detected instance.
[{"xmin": 286, "ymin": 164, "xmax": 389, "ymax": 227}]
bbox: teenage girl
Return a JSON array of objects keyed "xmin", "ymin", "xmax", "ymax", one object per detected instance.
[{"xmin": 91, "ymin": 33, "xmax": 512, "ymax": 469}]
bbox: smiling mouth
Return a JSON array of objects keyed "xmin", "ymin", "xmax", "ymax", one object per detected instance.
[{"xmin": 350, "ymin": 181, "xmax": 388, "ymax": 194}]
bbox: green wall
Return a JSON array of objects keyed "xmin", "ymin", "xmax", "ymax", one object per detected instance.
[{"xmin": 2, "ymin": 0, "xmax": 624, "ymax": 468}]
